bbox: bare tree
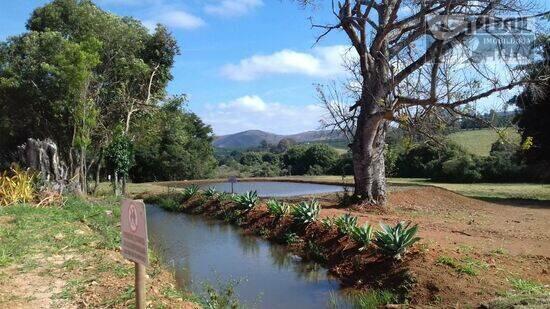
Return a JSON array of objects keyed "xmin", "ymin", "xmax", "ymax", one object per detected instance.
[{"xmin": 300, "ymin": 0, "xmax": 548, "ymax": 205}]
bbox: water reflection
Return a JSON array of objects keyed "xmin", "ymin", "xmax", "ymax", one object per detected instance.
[
  {"xmin": 199, "ymin": 181, "xmax": 346, "ymax": 197},
  {"xmin": 147, "ymin": 205, "xmax": 350, "ymax": 308}
]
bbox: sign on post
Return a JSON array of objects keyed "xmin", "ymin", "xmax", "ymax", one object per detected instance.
[
  {"xmin": 121, "ymin": 199, "xmax": 149, "ymax": 266},
  {"xmin": 121, "ymin": 199, "xmax": 148, "ymax": 309},
  {"xmin": 228, "ymin": 176, "xmax": 237, "ymax": 194}
]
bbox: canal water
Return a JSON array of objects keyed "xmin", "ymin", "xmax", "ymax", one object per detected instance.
[
  {"xmin": 147, "ymin": 204, "xmax": 351, "ymax": 308},
  {"xmin": 199, "ymin": 181, "xmax": 347, "ymax": 197}
]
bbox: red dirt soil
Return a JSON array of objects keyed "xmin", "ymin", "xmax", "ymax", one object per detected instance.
[{"xmin": 143, "ymin": 186, "xmax": 550, "ymax": 307}]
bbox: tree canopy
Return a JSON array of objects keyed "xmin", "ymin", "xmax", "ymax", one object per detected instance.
[{"xmin": 0, "ymin": 0, "xmax": 215, "ymax": 188}]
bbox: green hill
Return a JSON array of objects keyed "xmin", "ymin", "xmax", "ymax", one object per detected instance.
[{"xmin": 447, "ymin": 128, "xmax": 521, "ymax": 157}]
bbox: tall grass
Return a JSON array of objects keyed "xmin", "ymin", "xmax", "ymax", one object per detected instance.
[{"xmin": 0, "ymin": 167, "xmax": 35, "ymax": 206}]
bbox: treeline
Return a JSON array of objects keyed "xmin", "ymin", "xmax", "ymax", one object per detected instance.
[
  {"xmin": 387, "ymin": 140, "xmax": 548, "ymax": 182},
  {"xmin": 216, "ymin": 139, "xmax": 350, "ymax": 177},
  {"xmin": 0, "ymin": 0, "xmax": 216, "ymax": 191},
  {"xmin": 217, "ymin": 128, "xmax": 549, "ymax": 183}
]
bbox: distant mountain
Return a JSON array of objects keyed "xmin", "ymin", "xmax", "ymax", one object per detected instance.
[{"xmin": 213, "ymin": 130, "xmax": 345, "ymax": 149}]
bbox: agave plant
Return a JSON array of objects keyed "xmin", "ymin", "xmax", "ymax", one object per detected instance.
[
  {"xmin": 292, "ymin": 200, "xmax": 320, "ymax": 225},
  {"xmin": 266, "ymin": 199, "xmax": 291, "ymax": 218},
  {"xmin": 321, "ymin": 217, "xmax": 335, "ymax": 228},
  {"xmin": 373, "ymin": 221, "xmax": 420, "ymax": 260},
  {"xmin": 233, "ymin": 191, "xmax": 259, "ymax": 211},
  {"xmin": 350, "ymin": 223, "xmax": 374, "ymax": 251},
  {"xmin": 204, "ymin": 187, "xmax": 218, "ymax": 198},
  {"xmin": 334, "ymin": 213, "xmax": 358, "ymax": 235},
  {"xmin": 182, "ymin": 184, "xmax": 200, "ymax": 200}
]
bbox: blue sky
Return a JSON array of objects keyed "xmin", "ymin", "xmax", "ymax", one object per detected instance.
[
  {"xmin": 1, "ymin": 0, "xmax": 353, "ymax": 135},
  {"xmin": 1, "ymin": 1, "xmax": 546, "ymax": 135}
]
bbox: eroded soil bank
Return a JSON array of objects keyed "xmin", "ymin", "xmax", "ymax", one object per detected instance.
[{"xmin": 143, "ymin": 186, "xmax": 550, "ymax": 307}]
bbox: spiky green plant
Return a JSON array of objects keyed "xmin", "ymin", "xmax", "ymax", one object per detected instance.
[
  {"xmin": 334, "ymin": 213, "xmax": 358, "ymax": 235},
  {"xmin": 182, "ymin": 184, "xmax": 200, "ymax": 200},
  {"xmin": 266, "ymin": 199, "xmax": 291, "ymax": 218},
  {"xmin": 321, "ymin": 217, "xmax": 335, "ymax": 228},
  {"xmin": 350, "ymin": 223, "xmax": 374, "ymax": 251},
  {"xmin": 291, "ymin": 200, "xmax": 320, "ymax": 225},
  {"xmin": 204, "ymin": 187, "xmax": 218, "ymax": 198},
  {"xmin": 233, "ymin": 191, "xmax": 259, "ymax": 211},
  {"xmin": 373, "ymin": 221, "xmax": 420, "ymax": 260}
]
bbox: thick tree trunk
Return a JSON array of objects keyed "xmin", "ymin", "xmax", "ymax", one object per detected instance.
[{"xmin": 351, "ymin": 108, "xmax": 388, "ymax": 205}]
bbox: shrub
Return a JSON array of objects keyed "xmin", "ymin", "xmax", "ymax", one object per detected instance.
[
  {"xmin": 266, "ymin": 199, "xmax": 291, "ymax": 218},
  {"xmin": 182, "ymin": 184, "xmax": 200, "ymax": 200},
  {"xmin": 350, "ymin": 223, "xmax": 374, "ymax": 251},
  {"xmin": 0, "ymin": 167, "xmax": 35, "ymax": 206},
  {"xmin": 373, "ymin": 221, "xmax": 420, "ymax": 260},
  {"xmin": 204, "ymin": 187, "xmax": 218, "ymax": 198},
  {"xmin": 233, "ymin": 191, "xmax": 259, "ymax": 211},
  {"xmin": 292, "ymin": 200, "xmax": 320, "ymax": 225},
  {"xmin": 438, "ymin": 155, "xmax": 483, "ymax": 182},
  {"xmin": 158, "ymin": 196, "xmax": 180, "ymax": 211},
  {"xmin": 334, "ymin": 213, "xmax": 358, "ymax": 235}
]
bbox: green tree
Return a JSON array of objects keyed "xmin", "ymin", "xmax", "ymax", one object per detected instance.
[
  {"xmin": 303, "ymin": 144, "xmax": 339, "ymax": 174},
  {"xmin": 240, "ymin": 152, "xmax": 264, "ymax": 166},
  {"xmin": 105, "ymin": 127, "xmax": 134, "ymax": 195},
  {"xmin": 130, "ymin": 96, "xmax": 217, "ymax": 182},
  {"xmin": 1, "ymin": 0, "xmax": 180, "ymax": 191}
]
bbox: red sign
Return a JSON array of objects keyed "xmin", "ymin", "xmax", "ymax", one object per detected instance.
[{"xmin": 121, "ymin": 199, "xmax": 149, "ymax": 266}]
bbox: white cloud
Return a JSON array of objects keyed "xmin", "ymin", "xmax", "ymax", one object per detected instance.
[
  {"xmin": 205, "ymin": 0, "xmax": 263, "ymax": 17},
  {"xmin": 201, "ymin": 95, "xmax": 325, "ymax": 135},
  {"xmin": 220, "ymin": 45, "xmax": 354, "ymax": 81},
  {"xmin": 219, "ymin": 95, "xmax": 267, "ymax": 112},
  {"xmin": 144, "ymin": 10, "xmax": 205, "ymax": 30}
]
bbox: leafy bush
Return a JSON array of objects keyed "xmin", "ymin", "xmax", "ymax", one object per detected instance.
[
  {"xmin": 182, "ymin": 184, "xmax": 200, "ymax": 200},
  {"xmin": 233, "ymin": 191, "xmax": 259, "ymax": 211},
  {"xmin": 158, "ymin": 196, "xmax": 180, "ymax": 211},
  {"xmin": 350, "ymin": 223, "xmax": 374, "ymax": 251},
  {"xmin": 334, "ymin": 213, "xmax": 358, "ymax": 235},
  {"xmin": 266, "ymin": 199, "xmax": 291, "ymax": 218},
  {"xmin": 0, "ymin": 167, "xmax": 35, "ymax": 206},
  {"xmin": 204, "ymin": 187, "xmax": 218, "ymax": 198},
  {"xmin": 437, "ymin": 155, "xmax": 483, "ymax": 182},
  {"xmin": 373, "ymin": 221, "xmax": 420, "ymax": 260},
  {"xmin": 291, "ymin": 200, "xmax": 320, "ymax": 225}
]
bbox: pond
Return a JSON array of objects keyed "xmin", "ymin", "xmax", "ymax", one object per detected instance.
[
  {"xmin": 147, "ymin": 205, "xmax": 351, "ymax": 308},
  {"xmin": 199, "ymin": 181, "xmax": 347, "ymax": 197}
]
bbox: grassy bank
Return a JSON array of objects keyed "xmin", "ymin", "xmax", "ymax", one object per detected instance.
[{"xmin": 0, "ymin": 197, "xmax": 198, "ymax": 308}]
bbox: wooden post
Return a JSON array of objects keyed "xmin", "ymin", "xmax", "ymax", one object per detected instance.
[
  {"xmin": 231, "ymin": 182, "xmax": 234, "ymax": 194},
  {"xmin": 135, "ymin": 262, "xmax": 146, "ymax": 309}
]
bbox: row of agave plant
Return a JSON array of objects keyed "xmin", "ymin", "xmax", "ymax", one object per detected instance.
[{"xmin": 179, "ymin": 185, "xmax": 420, "ymax": 261}]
